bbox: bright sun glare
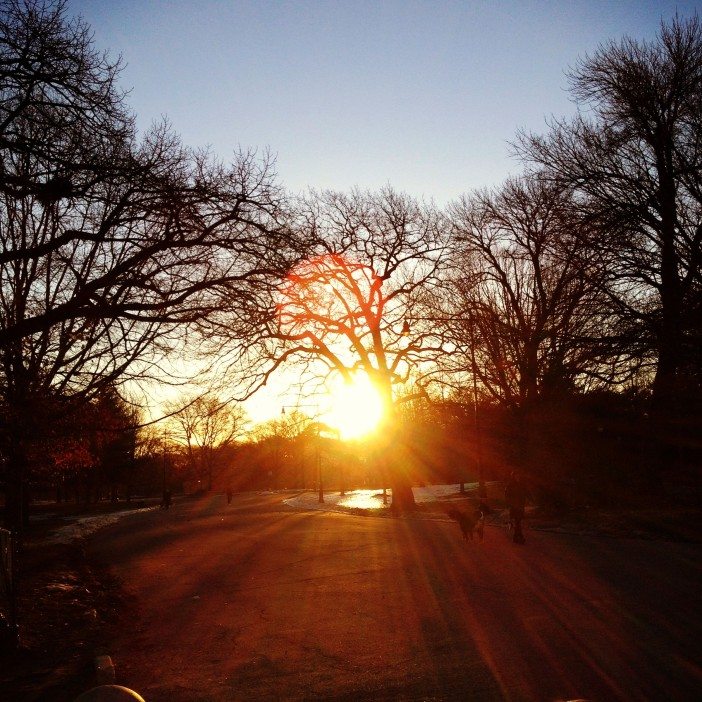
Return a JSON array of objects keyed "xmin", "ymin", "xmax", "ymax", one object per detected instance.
[{"xmin": 326, "ymin": 375, "xmax": 384, "ymax": 440}]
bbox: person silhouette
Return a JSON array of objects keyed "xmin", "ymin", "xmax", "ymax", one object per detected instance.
[{"xmin": 505, "ymin": 471, "xmax": 527, "ymax": 544}]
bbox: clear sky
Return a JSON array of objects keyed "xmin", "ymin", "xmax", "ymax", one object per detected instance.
[{"xmin": 67, "ymin": 0, "xmax": 701, "ymax": 206}]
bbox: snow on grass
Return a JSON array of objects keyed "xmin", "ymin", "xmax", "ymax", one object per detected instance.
[
  {"xmin": 46, "ymin": 506, "xmax": 158, "ymax": 544},
  {"xmin": 283, "ymin": 483, "xmax": 478, "ymax": 513}
]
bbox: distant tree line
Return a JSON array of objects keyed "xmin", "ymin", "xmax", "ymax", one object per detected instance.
[{"xmin": 1, "ymin": 1, "xmax": 701, "ymax": 529}]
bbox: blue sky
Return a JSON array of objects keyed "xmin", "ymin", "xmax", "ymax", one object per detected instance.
[{"xmin": 68, "ymin": 1, "xmax": 701, "ymax": 205}]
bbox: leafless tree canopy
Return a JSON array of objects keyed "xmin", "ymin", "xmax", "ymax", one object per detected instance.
[
  {"xmin": 516, "ymin": 14, "xmax": 702, "ymax": 412},
  {"xmin": 0, "ymin": 1, "xmax": 291, "ymax": 390},
  {"xmin": 166, "ymin": 393, "xmax": 247, "ymax": 491},
  {"xmin": 0, "ymin": 0, "xmax": 292, "ymax": 529},
  {"xmin": 207, "ymin": 188, "xmax": 448, "ymax": 402},
  {"xmin": 445, "ymin": 177, "xmax": 614, "ymax": 410},
  {"xmin": 2, "ymin": 5, "xmax": 701, "ymax": 524},
  {"xmin": 206, "ymin": 188, "xmax": 449, "ymax": 509}
]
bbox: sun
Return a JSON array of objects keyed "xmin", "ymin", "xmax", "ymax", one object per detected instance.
[{"xmin": 326, "ymin": 374, "xmax": 385, "ymax": 440}]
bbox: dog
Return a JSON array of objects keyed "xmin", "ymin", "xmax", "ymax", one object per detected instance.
[{"xmin": 447, "ymin": 507, "xmax": 485, "ymax": 542}]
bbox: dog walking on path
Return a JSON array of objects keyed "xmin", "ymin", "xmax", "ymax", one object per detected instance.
[{"xmin": 447, "ymin": 507, "xmax": 485, "ymax": 542}]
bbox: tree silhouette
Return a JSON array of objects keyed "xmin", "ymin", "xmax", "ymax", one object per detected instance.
[
  {"xmin": 226, "ymin": 189, "xmax": 448, "ymax": 511},
  {"xmin": 446, "ymin": 176, "xmax": 612, "ymax": 410},
  {"xmin": 517, "ymin": 15, "xmax": 702, "ymax": 414},
  {"xmin": 0, "ymin": 1, "xmax": 288, "ymax": 530},
  {"xmin": 166, "ymin": 394, "xmax": 247, "ymax": 492}
]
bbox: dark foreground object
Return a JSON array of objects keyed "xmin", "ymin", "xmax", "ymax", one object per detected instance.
[{"xmin": 75, "ymin": 685, "xmax": 145, "ymax": 701}]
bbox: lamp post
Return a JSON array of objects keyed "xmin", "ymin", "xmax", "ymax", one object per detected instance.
[
  {"xmin": 162, "ymin": 427, "xmax": 167, "ymax": 495},
  {"xmin": 316, "ymin": 425, "xmax": 323, "ymax": 503},
  {"xmin": 469, "ymin": 318, "xmax": 486, "ymax": 499}
]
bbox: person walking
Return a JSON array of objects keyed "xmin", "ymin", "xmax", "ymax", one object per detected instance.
[{"xmin": 505, "ymin": 471, "xmax": 527, "ymax": 544}]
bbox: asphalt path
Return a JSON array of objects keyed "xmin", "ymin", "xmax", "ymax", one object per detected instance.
[{"xmin": 87, "ymin": 492, "xmax": 702, "ymax": 701}]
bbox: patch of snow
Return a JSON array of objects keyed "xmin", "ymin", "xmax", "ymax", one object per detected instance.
[
  {"xmin": 46, "ymin": 506, "xmax": 158, "ymax": 544},
  {"xmin": 283, "ymin": 484, "xmax": 477, "ymax": 513}
]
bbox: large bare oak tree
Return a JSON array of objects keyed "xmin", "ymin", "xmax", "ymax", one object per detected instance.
[{"xmin": 212, "ymin": 188, "xmax": 448, "ymax": 511}]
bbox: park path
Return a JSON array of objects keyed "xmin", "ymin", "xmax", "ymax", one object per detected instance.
[{"xmin": 87, "ymin": 492, "xmax": 702, "ymax": 701}]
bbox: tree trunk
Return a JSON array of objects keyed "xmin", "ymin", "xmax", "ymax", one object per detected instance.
[
  {"xmin": 3, "ymin": 415, "xmax": 29, "ymax": 532},
  {"xmin": 651, "ymin": 144, "xmax": 683, "ymax": 416},
  {"xmin": 389, "ymin": 474, "xmax": 415, "ymax": 513},
  {"xmin": 386, "ymin": 437, "xmax": 416, "ymax": 513},
  {"xmin": 376, "ymin": 383, "xmax": 416, "ymax": 512}
]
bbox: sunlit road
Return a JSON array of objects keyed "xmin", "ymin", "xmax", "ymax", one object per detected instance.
[{"xmin": 87, "ymin": 492, "xmax": 701, "ymax": 701}]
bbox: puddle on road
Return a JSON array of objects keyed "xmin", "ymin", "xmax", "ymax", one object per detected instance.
[{"xmin": 337, "ymin": 490, "xmax": 387, "ymax": 510}]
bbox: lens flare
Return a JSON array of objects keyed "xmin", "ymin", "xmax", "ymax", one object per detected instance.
[{"xmin": 327, "ymin": 375, "xmax": 384, "ymax": 439}]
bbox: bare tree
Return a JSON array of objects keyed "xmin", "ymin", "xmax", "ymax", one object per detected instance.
[
  {"xmin": 166, "ymin": 394, "xmax": 247, "ymax": 491},
  {"xmin": 248, "ymin": 408, "xmax": 314, "ymax": 489},
  {"xmin": 0, "ymin": 1, "xmax": 289, "ymax": 530},
  {"xmin": 517, "ymin": 14, "xmax": 702, "ymax": 413},
  {"xmin": 213, "ymin": 188, "xmax": 449, "ymax": 511},
  {"xmin": 446, "ymin": 177, "xmax": 614, "ymax": 412},
  {"xmin": 0, "ymin": 0, "xmax": 132, "ymax": 209}
]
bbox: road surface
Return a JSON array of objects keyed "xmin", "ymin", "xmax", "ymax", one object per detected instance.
[{"xmin": 87, "ymin": 492, "xmax": 701, "ymax": 701}]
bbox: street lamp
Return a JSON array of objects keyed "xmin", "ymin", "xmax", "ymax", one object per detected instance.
[
  {"xmin": 162, "ymin": 427, "xmax": 168, "ymax": 497},
  {"xmin": 469, "ymin": 318, "xmax": 486, "ymax": 499}
]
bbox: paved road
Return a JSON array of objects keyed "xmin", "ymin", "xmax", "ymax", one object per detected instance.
[{"xmin": 87, "ymin": 492, "xmax": 702, "ymax": 701}]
